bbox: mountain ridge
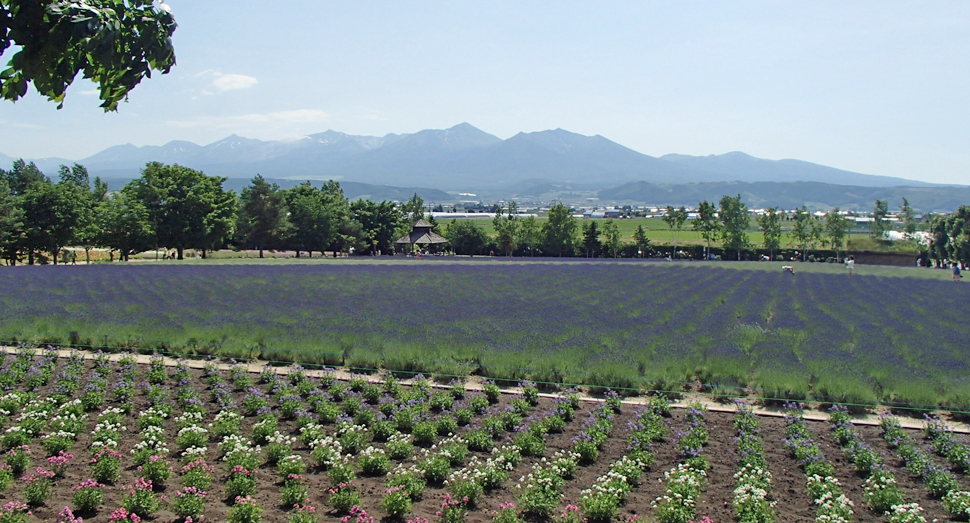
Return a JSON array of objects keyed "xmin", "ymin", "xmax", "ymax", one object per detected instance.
[{"xmin": 0, "ymin": 124, "xmax": 941, "ymax": 190}]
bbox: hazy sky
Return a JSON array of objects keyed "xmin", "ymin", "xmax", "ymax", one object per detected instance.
[{"xmin": 1, "ymin": 1, "xmax": 968, "ymax": 184}]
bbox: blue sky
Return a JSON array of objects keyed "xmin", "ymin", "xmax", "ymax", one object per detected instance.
[{"xmin": 1, "ymin": 1, "xmax": 968, "ymax": 184}]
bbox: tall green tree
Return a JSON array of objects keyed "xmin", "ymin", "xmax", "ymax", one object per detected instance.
[
  {"xmin": 602, "ymin": 219, "xmax": 620, "ymax": 258},
  {"xmin": 663, "ymin": 205, "xmax": 688, "ymax": 256},
  {"xmin": 286, "ymin": 183, "xmax": 326, "ymax": 256},
  {"xmin": 825, "ymin": 208, "xmax": 851, "ymax": 260},
  {"xmin": 350, "ymin": 199, "xmax": 402, "ymax": 255},
  {"xmin": 757, "ymin": 207, "xmax": 782, "ymax": 260},
  {"xmin": 96, "ymin": 191, "xmax": 153, "ymax": 261},
  {"xmin": 492, "ymin": 202, "xmax": 520, "ymax": 256},
  {"xmin": 542, "ymin": 203, "xmax": 577, "ymax": 257},
  {"xmin": 581, "ymin": 220, "xmax": 601, "ymax": 258},
  {"xmin": 789, "ymin": 206, "xmax": 812, "ymax": 261},
  {"xmin": 1, "ymin": 159, "xmax": 47, "ymax": 195},
  {"xmin": 401, "ymin": 193, "xmax": 426, "ymax": 226},
  {"xmin": 518, "ymin": 216, "xmax": 541, "ymax": 256},
  {"xmin": 58, "ymin": 163, "xmax": 99, "ymax": 263},
  {"xmin": 0, "ymin": 177, "xmax": 24, "ymax": 265},
  {"xmin": 693, "ymin": 200, "xmax": 720, "ymax": 256},
  {"xmin": 929, "ymin": 214, "xmax": 949, "ymax": 266},
  {"xmin": 718, "ymin": 194, "xmax": 750, "ymax": 260},
  {"xmin": 945, "ymin": 206, "xmax": 970, "ymax": 266},
  {"xmin": 0, "ymin": 0, "xmax": 178, "ymax": 110},
  {"xmin": 632, "ymin": 225, "xmax": 651, "ymax": 257},
  {"xmin": 870, "ymin": 199, "xmax": 890, "ymax": 239},
  {"xmin": 22, "ymin": 179, "xmax": 83, "ymax": 264},
  {"xmin": 238, "ymin": 175, "xmax": 290, "ymax": 258},
  {"xmin": 445, "ymin": 219, "xmax": 487, "ymax": 255},
  {"xmin": 899, "ymin": 197, "xmax": 917, "ymax": 236},
  {"xmin": 123, "ymin": 162, "xmax": 235, "ymax": 259}
]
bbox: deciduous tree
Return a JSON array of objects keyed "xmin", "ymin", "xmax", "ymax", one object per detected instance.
[
  {"xmin": 492, "ymin": 202, "xmax": 519, "ymax": 256},
  {"xmin": 718, "ymin": 194, "xmax": 750, "ymax": 260},
  {"xmin": 238, "ymin": 175, "xmax": 290, "ymax": 258},
  {"xmin": 602, "ymin": 219, "xmax": 620, "ymax": 258},
  {"xmin": 123, "ymin": 162, "xmax": 235, "ymax": 260},
  {"xmin": 350, "ymin": 199, "xmax": 402, "ymax": 255},
  {"xmin": 757, "ymin": 207, "xmax": 782, "ymax": 260},
  {"xmin": 22, "ymin": 179, "xmax": 82, "ymax": 264},
  {"xmin": 445, "ymin": 219, "xmax": 487, "ymax": 255},
  {"xmin": 542, "ymin": 203, "xmax": 577, "ymax": 257},
  {"xmin": 96, "ymin": 191, "xmax": 153, "ymax": 261},
  {"xmin": 899, "ymin": 197, "xmax": 917, "ymax": 236},
  {"xmin": 693, "ymin": 200, "xmax": 720, "ymax": 257},
  {"xmin": 870, "ymin": 199, "xmax": 889, "ymax": 239},
  {"xmin": 825, "ymin": 208, "xmax": 851, "ymax": 260},
  {"xmin": 0, "ymin": 0, "xmax": 178, "ymax": 110},
  {"xmin": 663, "ymin": 205, "xmax": 688, "ymax": 256},
  {"xmin": 0, "ymin": 177, "xmax": 24, "ymax": 265},
  {"xmin": 518, "ymin": 215, "xmax": 541, "ymax": 256}
]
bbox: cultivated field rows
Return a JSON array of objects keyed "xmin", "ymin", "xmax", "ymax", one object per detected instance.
[{"xmin": 0, "ymin": 348, "xmax": 969, "ymax": 523}]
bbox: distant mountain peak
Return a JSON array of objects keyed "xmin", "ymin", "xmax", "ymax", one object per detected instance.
[{"xmin": 2, "ymin": 123, "xmax": 936, "ymax": 192}]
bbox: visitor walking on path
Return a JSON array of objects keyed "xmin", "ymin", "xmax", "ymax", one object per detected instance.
[
  {"xmin": 954, "ymin": 262, "xmax": 963, "ymax": 281},
  {"xmin": 846, "ymin": 256, "xmax": 854, "ymax": 277}
]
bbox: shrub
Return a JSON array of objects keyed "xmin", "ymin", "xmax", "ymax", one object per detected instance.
[
  {"xmin": 72, "ymin": 479, "xmax": 105, "ymax": 512},
  {"xmin": 228, "ymin": 496, "xmax": 263, "ymax": 523},
  {"xmin": 5, "ymin": 446, "xmax": 30, "ymax": 475},
  {"xmin": 277, "ymin": 455, "xmax": 307, "ymax": 477},
  {"xmin": 172, "ymin": 487, "xmax": 207, "ymax": 520},
  {"xmin": 180, "ymin": 459, "xmax": 214, "ymax": 490},
  {"xmin": 387, "ymin": 468, "xmax": 426, "ymax": 501},
  {"xmin": 91, "ymin": 447, "xmax": 123, "ymax": 484},
  {"xmin": 943, "ymin": 490, "xmax": 970, "ymax": 520},
  {"xmin": 328, "ymin": 482, "xmax": 361, "ymax": 514},
  {"xmin": 386, "ymin": 434, "xmax": 414, "ymax": 460},
  {"xmin": 23, "ymin": 469, "xmax": 55, "ymax": 505},
  {"xmin": 328, "ymin": 462, "xmax": 356, "ymax": 485},
  {"xmin": 492, "ymin": 503, "xmax": 521, "ymax": 523},
  {"xmin": 136, "ymin": 455, "xmax": 172, "ymax": 484},
  {"xmin": 421, "ymin": 455, "xmax": 451, "ymax": 485},
  {"xmin": 280, "ymin": 480, "xmax": 309, "ymax": 508},
  {"xmin": 289, "ymin": 504, "xmax": 319, "ymax": 523},
  {"xmin": 120, "ymin": 478, "xmax": 159, "ymax": 518},
  {"xmin": 382, "ymin": 485, "xmax": 412, "ymax": 518},
  {"xmin": 226, "ymin": 466, "xmax": 259, "ymax": 499},
  {"xmin": 0, "ymin": 501, "xmax": 32, "ymax": 523},
  {"xmin": 483, "ymin": 383, "xmax": 501, "ymax": 404},
  {"xmin": 437, "ymin": 493, "xmax": 467, "ymax": 523},
  {"xmin": 360, "ymin": 447, "xmax": 392, "ymax": 476}
]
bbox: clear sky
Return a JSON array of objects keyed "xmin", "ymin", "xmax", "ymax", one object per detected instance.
[{"xmin": 1, "ymin": 1, "xmax": 968, "ymax": 184}]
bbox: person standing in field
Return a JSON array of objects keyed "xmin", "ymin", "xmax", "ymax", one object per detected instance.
[
  {"xmin": 846, "ymin": 256, "xmax": 855, "ymax": 277},
  {"xmin": 954, "ymin": 262, "xmax": 963, "ymax": 281}
]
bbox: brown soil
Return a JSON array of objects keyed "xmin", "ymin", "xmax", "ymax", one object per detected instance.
[{"xmin": 0, "ymin": 357, "xmax": 963, "ymax": 523}]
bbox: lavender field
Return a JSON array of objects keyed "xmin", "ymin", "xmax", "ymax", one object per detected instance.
[{"xmin": 1, "ymin": 260, "xmax": 967, "ymax": 410}]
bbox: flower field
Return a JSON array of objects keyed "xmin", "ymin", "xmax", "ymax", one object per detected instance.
[
  {"xmin": 0, "ymin": 261, "xmax": 967, "ymax": 410},
  {"xmin": 0, "ymin": 348, "xmax": 968, "ymax": 523}
]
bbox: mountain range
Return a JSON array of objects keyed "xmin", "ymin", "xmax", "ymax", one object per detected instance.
[{"xmin": 0, "ymin": 123, "xmax": 937, "ymax": 190}]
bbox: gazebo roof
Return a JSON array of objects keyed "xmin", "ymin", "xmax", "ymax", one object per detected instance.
[
  {"xmin": 395, "ymin": 229, "xmax": 449, "ymax": 244},
  {"xmin": 394, "ymin": 219, "xmax": 449, "ymax": 245}
]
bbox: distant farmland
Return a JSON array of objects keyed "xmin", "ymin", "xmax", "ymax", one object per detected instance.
[{"xmin": 0, "ymin": 260, "xmax": 967, "ymax": 410}]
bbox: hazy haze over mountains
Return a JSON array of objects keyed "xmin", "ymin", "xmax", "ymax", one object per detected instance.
[{"xmin": 1, "ymin": 124, "xmax": 937, "ymax": 193}]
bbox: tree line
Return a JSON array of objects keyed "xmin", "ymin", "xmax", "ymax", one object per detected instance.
[
  {"xmin": 3, "ymin": 159, "xmax": 967, "ymax": 265},
  {"xmin": 452, "ymin": 196, "xmax": 853, "ymax": 261},
  {"xmin": 0, "ymin": 161, "xmax": 429, "ymax": 264}
]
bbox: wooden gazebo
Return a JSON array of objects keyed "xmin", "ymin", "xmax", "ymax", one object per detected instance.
[{"xmin": 394, "ymin": 219, "xmax": 449, "ymax": 252}]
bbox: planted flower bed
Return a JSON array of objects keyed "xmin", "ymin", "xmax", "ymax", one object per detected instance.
[{"xmin": 0, "ymin": 347, "xmax": 964, "ymax": 523}]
